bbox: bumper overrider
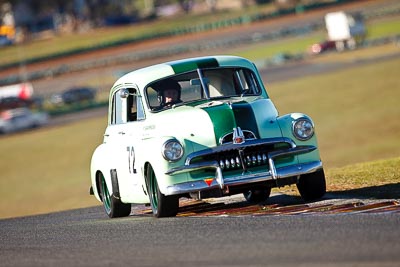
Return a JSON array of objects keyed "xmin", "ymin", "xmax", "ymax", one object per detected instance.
[{"xmin": 165, "ymin": 137, "xmax": 323, "ymax": 196}]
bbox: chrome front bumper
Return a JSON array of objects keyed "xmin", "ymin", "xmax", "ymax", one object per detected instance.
[
  {"xmin": 165, "ymin": 144, "xmax": 322, "ymax": 196},
  {"xmin": 166, "ymin": 161, "xmax": 322, "ymax": 196}
]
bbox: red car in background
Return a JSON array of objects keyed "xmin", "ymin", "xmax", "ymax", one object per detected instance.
[{"xmin": 310, "ymin": 40, "xmax": 336, "ymax": 54}]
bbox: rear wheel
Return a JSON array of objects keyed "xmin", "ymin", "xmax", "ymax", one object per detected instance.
[
  {"xmin": 297, "ymin": 169, "xmax": 326, "ymax": 201},
  {"xmin": 243, "ymin": 187, "xmax": 271, "ymax": 203},
  {"xmin": 98, "ymin": 173, "xmax": 131, "ymax": 218},
  {"xmin": 146, "ymin": 165, "xmax": 179, "ymax": 218}
]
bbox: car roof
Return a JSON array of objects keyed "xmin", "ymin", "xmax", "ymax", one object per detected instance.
[{"xmin": 110, "ymin": 55, "xmax": 256, "ymax": 95}]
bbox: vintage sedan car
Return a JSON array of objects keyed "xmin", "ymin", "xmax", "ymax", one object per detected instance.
[
  {"xmin": 90, "ymin": 55, "xmax": 326, "ymax": 218},
  {"xmin": 51, "ymin": 87, "xmax": 96, "ymax": 105},
  {"xmin": 0, "ymin": 107, "xmax": 49, "ymax": 134},
  {"xmin": 309, "ymin": 40, "xmax": 337, "ymax": 54}
]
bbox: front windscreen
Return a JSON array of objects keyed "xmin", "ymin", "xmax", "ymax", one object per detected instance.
[{"xmin": 146, "ymin": 67, "xmax": 261, "ymax": 111}]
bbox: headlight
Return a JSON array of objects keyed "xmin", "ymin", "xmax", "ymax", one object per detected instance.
[
  {"xmin": 292, "ymin": 118, "xmax": 314, "ymax": 141},
  {"xmin": 162, "ymin": 139, "xmax": 184, "ymax": 162}
]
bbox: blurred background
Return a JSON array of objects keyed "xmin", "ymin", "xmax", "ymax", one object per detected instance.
[{"xmin": 0, "ymin": 0, "xmax": 399, "ymax": 219}]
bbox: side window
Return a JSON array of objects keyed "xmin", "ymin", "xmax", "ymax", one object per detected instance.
[
  {"xmin": 111, "ymin": 87, "xmax": 145, "ymax": 124},
  {"xmin": 234, "ymin": 69, "xmax": 261, "ymax": 95},
  {"xmin": 127, "ymin": 88, "xmax": 137, "ymax": 122},
  {"xmin": 127, "ymin": 88, "xmax": 145, "ymax": 122},
  {"xmin": 111, "ymin": 89, "xmax": 126, "ymax": 125},
  {"xmin": 136, "ymin": 94, "xmax": 145, "ymax": 121}
]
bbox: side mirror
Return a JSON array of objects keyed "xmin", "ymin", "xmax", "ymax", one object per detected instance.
[{"xmin": 120, "ymin": 89, "xmax": 130, "ymax": 99}]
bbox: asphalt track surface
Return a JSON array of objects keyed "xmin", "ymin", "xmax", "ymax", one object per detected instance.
[{"xmin": 1, "ymin": 194, "xmax": 400, "ymax": 267}]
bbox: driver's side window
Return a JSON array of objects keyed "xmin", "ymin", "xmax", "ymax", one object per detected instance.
[
  {"xmin": 127, "ymin": 88, "xmax": 145, "ymax": 122},
  {"xmin": 111, "ymin": 87, "xmax": 144, "ymax": 124},
  {"xmin": 111, "ymin": 90, "xmax": 126, "ymax": 125}
]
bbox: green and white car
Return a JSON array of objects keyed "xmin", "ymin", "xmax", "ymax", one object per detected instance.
[{"xmin": 90, "ymin": 55, "xmax": 326, "ymax": 218}]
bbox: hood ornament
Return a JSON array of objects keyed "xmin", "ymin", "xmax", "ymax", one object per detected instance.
[{"xmin": 233, "ymin": 127, "xmax": 245, "ymax": 144}]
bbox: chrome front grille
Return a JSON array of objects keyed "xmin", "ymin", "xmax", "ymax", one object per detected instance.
[
  {"xmin": 188, "ymin": 138, "xmax": 293, "ymax": 172},
  {"xmin": 219, "ymin": 152, "xmax": 268, "ymax": 170},
  {"xmin": 166, "ymin": 137, "xmax": 318, "ymax": 183}
]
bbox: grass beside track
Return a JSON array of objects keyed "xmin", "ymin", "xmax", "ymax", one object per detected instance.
[
  {"xmin": 326, "ymin": 157, "xmax": 400, "ymax": 197},
  {"xmin": 0, "ymin": 3, "xmax": 277, "ymax": 67},
  {"xmin": 268, "ymin": 56, "xmax": 400, "ymax": 168},
  {"xmin": 0, "ymin": 55, "xmax": 399, "ymax": 219}
]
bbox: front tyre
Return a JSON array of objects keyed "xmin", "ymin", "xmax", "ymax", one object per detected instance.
[
  {"xmin": 98, "ymin": 173, "xmax": 131, "ymax": 218},
  {"xmin": 297, "ymin": 169, "xmax": 326, "ymax": 201},
  {"xmin": 146, "ymin": 165, "xmax": 179, "ymax": 218},
  {"xmin": 243, "ymin": 187, "xmax": 271, "ymax": 203}
]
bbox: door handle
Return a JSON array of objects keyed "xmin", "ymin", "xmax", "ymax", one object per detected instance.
[{"xmin": 118, "ymin": 131, "xmax": 125, "ymax": 135}]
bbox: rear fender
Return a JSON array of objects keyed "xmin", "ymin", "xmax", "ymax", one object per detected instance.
[
  {"xmin": 90, "ymin": 144, "xmax": 117, "ymax": 202},
  {"xmin": 93, "ymin": 170, "xmax": 113, "ymax": 203}
]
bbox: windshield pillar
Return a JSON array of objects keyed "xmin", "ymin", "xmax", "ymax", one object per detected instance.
[{"xmin": 197, "ymin": 68, "xmax": 210, "ymax": 99}]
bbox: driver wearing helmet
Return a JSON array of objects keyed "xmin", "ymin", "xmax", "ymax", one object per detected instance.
[{"xmin": 156, "ymin": 79, "xmax": 182, "ymax": 108}]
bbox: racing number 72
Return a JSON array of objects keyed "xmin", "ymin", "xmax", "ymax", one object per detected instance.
[{"xmin": 127, "ymin": 146, "xmax": 136, "ymax": 174}]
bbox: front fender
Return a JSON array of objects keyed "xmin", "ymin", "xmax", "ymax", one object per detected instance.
[
  {"xmin": 140, "ymin": 136, "xmax": 189, "ymax": 195},
  {"xmin": 277, "ymin": 113, "xmax": 322, "ymax": 163},
  {"xmin": 277, "ymin": 113, "xmax": 313, "ymax": 141}
]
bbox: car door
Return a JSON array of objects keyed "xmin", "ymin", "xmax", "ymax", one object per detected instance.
[
  {"xmin": 102, "ymin": 89, "xmax": 129, "ymax": 178},
  {"xmin": 106, "ymin": 86, "xmax": 148, "ymax": 203}
]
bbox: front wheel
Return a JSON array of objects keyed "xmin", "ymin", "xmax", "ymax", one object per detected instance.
[
  {"xmin": 243, "ymin": 187, "xmax": 271, "ymax": 203},
  {"xmin": 146, "ymin": 165, "xmax": 179, "ymax": 218},
  {"xmin": 98, "ymin": 173, "xmax": 131, "ymax": 218},
  {"xmin": 297, "ymin": 169, "xmax": 326, "ymax": 201}
]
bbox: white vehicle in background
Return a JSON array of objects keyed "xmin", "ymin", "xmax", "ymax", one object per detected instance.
[
  {"xmin": 0, "ymin": 108, "xmax": 49, "ymax": 134},
  {"xmin": 325, "ymin": 11, "xmax": 366, "ymax": 51}
]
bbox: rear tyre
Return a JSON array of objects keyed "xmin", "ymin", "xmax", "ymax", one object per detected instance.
[
  {"xmin": 98, "ymin": 173, "xmax": 131, "ymax": 218},
  {"xmin": 297, "ymin": 169, "xmax": 326, "ymax": 201},
  {"xmin": 146, "ymin": 165, "xmax": 179, "ymax": 218},
  {"xmin": 243, "ymin": 187, "xmax": 272, "ymax": 203}
]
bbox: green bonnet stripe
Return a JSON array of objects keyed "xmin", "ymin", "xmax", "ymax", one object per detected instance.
[
  {"xmin": 170, "ymin": 57, "xmax": 219, "ymax": 74},
  {"xmin": 202, "ymin": 104, "xmax": 236, "ymax": 144}
]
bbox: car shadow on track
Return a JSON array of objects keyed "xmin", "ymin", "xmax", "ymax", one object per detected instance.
[
  {"xmin": 129, "ymin": 183, "xmax": 400, "ymax": 217},
  {"xmin": 327, "ymin": 182, "xmax": 400, "ymax": 200}
]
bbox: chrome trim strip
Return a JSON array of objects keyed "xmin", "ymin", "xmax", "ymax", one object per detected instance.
[
  {"xmin": 166, "ymin": 161, "xmax": 220, "ymax": 175},
  {"xmin": 165, "ymin": 161, "xmax": 323, "ymax": 196}
]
